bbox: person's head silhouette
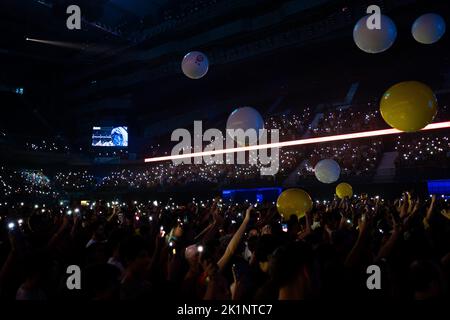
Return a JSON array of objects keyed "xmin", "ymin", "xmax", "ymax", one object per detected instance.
[{"xmin": 111, "ymin": 127, "xmax": 128, "ymax": 146}]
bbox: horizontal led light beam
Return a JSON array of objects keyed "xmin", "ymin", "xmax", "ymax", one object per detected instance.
[{"xmin": 144, "ymin": 121, "xmax": 450, "ymax": 163}]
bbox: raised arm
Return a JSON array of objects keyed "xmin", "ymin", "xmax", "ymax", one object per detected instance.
[
  {"xmin": 423, "ymin": 195, "xmax": 436, "ymax": 229},
  {"xmin": 376, "ymin": 212, "xmax": 401, "ymax": 262},
  {"xmin": 216, "ymin": 206, "xmax": 252, "ymax": 272},
  {"xmin": 48, "ymin": 215, "xmax": 70, "ymax": 249},
  {"xmin": 345, "ymin": 212, "xmax": 371, "ymax": 268},
  {"xmin": 0, "ymin": 233, "xmax": 18, "ymax": 287}
]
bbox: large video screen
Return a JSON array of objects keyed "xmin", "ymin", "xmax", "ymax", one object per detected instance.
[{"xmin": 92, "ymin": 126, "xmax": 128, "ymax": 147}]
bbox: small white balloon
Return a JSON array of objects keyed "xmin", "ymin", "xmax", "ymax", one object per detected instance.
[
  {"xmin": 226, "ymin": 107, "xmax": 264, "ymax": 146},
  {"xmin": 412, "ymin": 13, "xmax": 446, "ymax": 44},
  {"xmin": 181, "ymin": 51, "xmax": 209, "ymax": 79},
  {"xmin": 314, "ymin": 159, "xmax": 341, "ymax": 184},
  {"xmin": 353, "ymin": 14, "xmax": 397, "ymax": 53}
]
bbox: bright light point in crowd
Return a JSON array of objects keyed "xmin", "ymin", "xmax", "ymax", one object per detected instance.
[
  {"xmin": 8, "ymin": 223, "xmax": 15, "ymax": 229},
  {"xmin": 197, "ymin": 245, "xmax": 204, "ymax": 253},
  {"xmin": 18, "ymin": 219, "xmax": 23, "ymax": 225},
  {"xmin": 153, "ymin": 200, "xmax": 158, "ymax": 206},
  {"xmin": 34, "ymin": 204, "xmax": 39, "ymax": 209},
  {"xmin": 74, "ymin": 208, "xmax": 80, "ymax": 213},
  {"xmin": 144, "ymin": 121, "xmax": 450, "ymax": 163},
  {"xmin": 67, "ymin": 210, "xmax": 73, "ymax": 215}
]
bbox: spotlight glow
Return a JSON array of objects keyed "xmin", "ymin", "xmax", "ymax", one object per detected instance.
[
  {"xmin": 25, "ymin": 38, "xmax": 115, "ymax": 53},
  {"xmin": 144, "ymin": 121, "xmax": 450, "ymax": 163}
]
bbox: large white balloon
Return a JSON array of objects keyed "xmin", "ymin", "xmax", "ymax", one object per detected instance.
[
  {"xmin": 353, "ymin": 14, "xmax": 397, "ymax": 53},
  {"xmin": 181, "ymin": 51, "xmax": 209, "ymax": 79},
  {"xmin": 314, "ymin": 159, "xmax": 341, "ymax": 184},
  {"xmin": 226, "ymin": 107, "xmax": 264, "ymax": 146},
  {"xmin": 412, "ymin": 13, "xmax": 446, "ymax": 44}
]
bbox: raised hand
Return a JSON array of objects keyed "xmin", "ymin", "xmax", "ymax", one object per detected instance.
[
  {"xmin": 245, "ymin": 205, "xmax": 253, "ymax": 221},
  {"xmin": 261, "ymin": 224, "xmax": 272, "ymax": 235}
]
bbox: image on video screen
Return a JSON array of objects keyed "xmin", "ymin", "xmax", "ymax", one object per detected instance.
[{"xmin": 92, "ymin": 126, "xmax": 128, "ymax": 147}]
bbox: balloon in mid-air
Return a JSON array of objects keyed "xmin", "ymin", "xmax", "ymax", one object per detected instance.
[
  {"xmin": 276, "ymin": 188, "xmax": 313, "ymax": 219},
  {"xmin": 336, "ymin": 183, "xmax": 353, "ymax": 199},
  {"xmin": 314, "ymin": 159, "xmax": 341, "ymax": 184},
  {"xmin": 412, "ymin": 13, "xmax": 446, "ymax": 44},
  {"xmin": 380, "ymin": 81, "xmax": 437, "ymax": 132},
  {"xmin": 181, "ymin": 51, "xmax": 209, "ymax": 79},
  {"xmin": 353, "ymin": 14, "xmax": 397, "ymax": 53},
  {"xmin": 226, "ymin": 107, "xmax": 264, "ymax": 146}
]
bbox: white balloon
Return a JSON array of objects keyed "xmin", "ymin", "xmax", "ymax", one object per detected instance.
[
  {"xmin": 181, "ymin": 51, "xmax": 209, "ymax": 79},
  {"xmin": 412, "ymin": 13, "xmax": 446, "ymax": 44},
  {"xmin": 226, "ymin": 107, "xmax": 264, "ymax": 146},
  {"xmin": 353, "ymin": 14, "xmax": 397, "ymax": 53},
  {"xmin": 314, "ymin": 159, "xmax": 341, "ymax": 184}
]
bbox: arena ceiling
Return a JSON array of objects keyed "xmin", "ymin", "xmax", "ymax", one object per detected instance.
[{"xmin": 0, "ymin": 0, "xmax": 448, "ymax": 143}]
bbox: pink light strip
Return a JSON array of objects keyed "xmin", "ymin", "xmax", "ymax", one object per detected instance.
[{"xmin": 144, "ymin": 121, "xmax": 450, "ymax": 163}]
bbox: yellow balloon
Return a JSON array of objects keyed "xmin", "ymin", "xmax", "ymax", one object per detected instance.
[
  {"xmin": 380, "ymin": 81, "xmax": 437, "ymax": 132},
  {"xmin": 336, "ymin": 183, "xmax": 353, "ymax": 199},
  {"xmin": 276, "ymin": 188, "xmax": 313, "ymax": 219}
]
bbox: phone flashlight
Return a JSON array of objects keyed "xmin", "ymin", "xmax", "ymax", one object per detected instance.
[
  {"xmin": 282, "ymin": 223, "xmax": 288, "ymax": 232},
  {"xmin": 67, "ymin": 210, "xmax": 73, "ymax": 215},
  {"xmin": 197, "ymin": 245, "xmax": 204, "ymax": 253},
  {"xmin": 8, "ymin": 222, "xmax": 15, "ymax": 230}
]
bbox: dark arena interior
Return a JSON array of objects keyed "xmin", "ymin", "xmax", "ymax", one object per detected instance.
[{"xmin": 0, "ymin": 0, "xmax": 449, "ymax": 306}]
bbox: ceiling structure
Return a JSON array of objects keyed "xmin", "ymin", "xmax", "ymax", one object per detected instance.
[{"xmin": 0, "ymin": 0, "xmax": 448, "ymax": 147}]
